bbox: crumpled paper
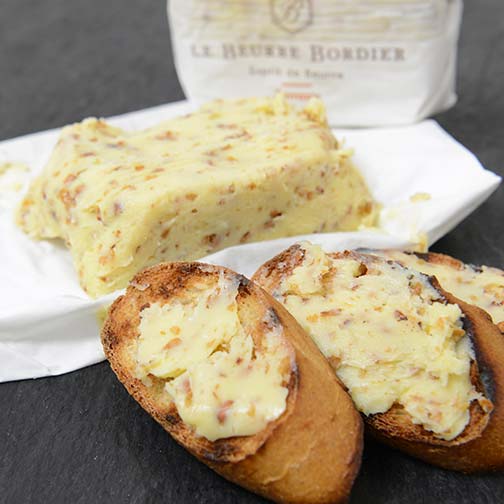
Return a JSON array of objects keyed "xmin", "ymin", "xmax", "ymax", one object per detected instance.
[{"xmin": 0, "ymin": 101, "xmax": 500, "ymax": 382}]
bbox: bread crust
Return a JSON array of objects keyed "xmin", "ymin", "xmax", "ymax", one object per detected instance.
[
  {"xmin": 102, "ymin": 262, "xmax": 363, "ymax": 503},
  {"xmin": 253, "ymin": 245, "xmax": 504, "ymax": 473}
]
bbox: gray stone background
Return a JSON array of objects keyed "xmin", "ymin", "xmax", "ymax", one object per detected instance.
[{"xmin": 1, "ymin": 1, "xmax": 503, "ymax": 502}]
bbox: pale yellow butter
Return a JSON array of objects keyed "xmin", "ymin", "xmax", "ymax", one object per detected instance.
[
  {"xmin": 0, "ymin": 162, "xmax": 29, "ymax": 197},
  {"xmin": 274, "ymin": 242, "xmax": 485, "ymax": 441},
  {"xmin": 16, "ymin": 94, "xmax": 375, "ymax": 298},
  {"xmin": 369, "ymin": 250, "xmax": 504, "ymax": 327},
  {"xmin": 136, "ymin": 273, "xmax": 292, "ymax": 441}
]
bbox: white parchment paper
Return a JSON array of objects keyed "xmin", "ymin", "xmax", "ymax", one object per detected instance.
[{"xmin": 0, "ymin": 101, "xmax": 500, "ymax": 382}]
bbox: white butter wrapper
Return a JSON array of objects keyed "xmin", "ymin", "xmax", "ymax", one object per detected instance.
[
  {"xmin": 168, "ymin": 0, "xmax": 463, "ymax": 127},
  {"xmin": 0, "ymin": 100, "xmax": 500, "ymax": 382}
]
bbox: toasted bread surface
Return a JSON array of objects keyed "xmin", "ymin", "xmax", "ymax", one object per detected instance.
[
  {"xmin": 102, "ymin": 262, "xmax": 363, "ymax": 503},
  {"xmin": 253, "ymin": 244, "xmax": 504, "ymax": 472}
]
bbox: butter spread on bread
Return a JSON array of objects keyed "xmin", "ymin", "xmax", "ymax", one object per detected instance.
[
  {"xmin": 17, "ymin": 94, "xmax": 376, "ymax": 298},
  {"xmin": 136, "ymin": 272, "xmax": 293, "ymax": 441},
  {"xmin": 259, "ymin": 242, "xmax": 491, "ymax": 441},
  {"xmin": 365, "ymin": 250, "xmax": 504, "ymax": 330},
  {"xmin": 102, "ymin": 262, "xmax": 364, "ymax": 502}
]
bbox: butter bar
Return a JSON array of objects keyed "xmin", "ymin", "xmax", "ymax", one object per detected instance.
[{"xmin": 17, "ymin": 95, "xmax": 376, "ymax": 297}]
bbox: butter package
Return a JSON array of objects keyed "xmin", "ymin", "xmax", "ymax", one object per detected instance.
[
  {"xmin": 16, "ymin": 95, "xmax": 376, "ymax": 298},
  {"xmin": 168, "ymin": 0, "xmax": 463, "ymax": 127}
]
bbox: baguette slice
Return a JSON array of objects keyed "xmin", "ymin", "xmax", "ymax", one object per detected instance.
[
  {"xmin": 360, "ymin": 249, "xmax": 504, "ymax": 333},
  {"xmin": 253, "ymin": 244, "xmax": 504, "ymax": 472},
  {"xmin": 102, "ymin": 262, "xmax": 363, "ymax": 503}
]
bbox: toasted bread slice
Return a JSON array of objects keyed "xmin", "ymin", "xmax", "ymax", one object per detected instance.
[
  {"xmin": 102, "ymin": 262, "xmax": 363, "ymax": 503},
  {"xmin": 253, "ymin": 243, "xmax": 504, "ymax": 472},
  {"xmin": 360, "ymin": 249, "xmax": 504, "ymax": 333}
]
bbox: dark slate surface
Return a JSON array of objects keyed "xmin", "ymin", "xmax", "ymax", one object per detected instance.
[{"xmin": 1, "ymin": 1, "xmax": 503, "ymax": 503}]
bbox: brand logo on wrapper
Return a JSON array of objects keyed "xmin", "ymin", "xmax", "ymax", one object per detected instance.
[
  {"xmin": 270, "ymin": 0, "xmax": 313, "ymax": 34},
  {"xmin": 168, "ymin": 0, "xmax": 464, "ymax": 126}
]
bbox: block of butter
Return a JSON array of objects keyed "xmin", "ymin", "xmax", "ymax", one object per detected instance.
[{"xmin": 17, "ymin": 94, "xmax": 376, "ymax": 297}]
